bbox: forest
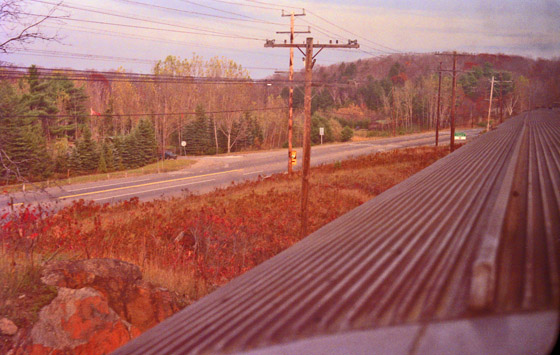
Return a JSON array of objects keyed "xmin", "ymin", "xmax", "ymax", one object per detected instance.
[{"xmin": 1, "ymin": 52, "xmax": 559, "ymax": 183}]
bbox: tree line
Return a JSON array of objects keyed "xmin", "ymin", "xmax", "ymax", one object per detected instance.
[
  {"xmin": 2, "ymin": 52, "xmax": 559, "ymax": 183},
  {"xmin": 0, "ymin": 66, "xmax": 158, "ymax": 183}
]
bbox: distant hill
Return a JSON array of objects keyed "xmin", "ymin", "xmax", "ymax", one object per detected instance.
[{"xmin": 270, "ymin": 52, "xmax": 560, "ymax": 131}]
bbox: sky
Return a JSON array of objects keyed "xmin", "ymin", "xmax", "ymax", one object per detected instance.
[{"xmin": 1, "ymin": 0, "xmax": 559, "ymax": 78}]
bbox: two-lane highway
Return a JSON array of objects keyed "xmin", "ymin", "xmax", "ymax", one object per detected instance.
[{"xmin": 0, "ymin": 128, "xmax": 481, "ymax": 210}]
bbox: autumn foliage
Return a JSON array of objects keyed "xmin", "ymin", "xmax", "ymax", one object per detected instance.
[{"xmin": 1, "ymin": 146, "xmax": 450, "ymax": 302}]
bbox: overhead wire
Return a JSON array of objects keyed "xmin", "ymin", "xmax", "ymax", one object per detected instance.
[
  {"xmin": 208, "ymin": 0, "xmax": 280, "ymax": 11},
  {"xmin": 9, "ymin": 46, "xmax": 285, "ymax": 70},
  {"xmin": 305, "ymin": 9, "xmax": 402, "ymax": 53},
  {"xmin": 21, "ymin": 12, "xmax": 265, "ymax": 40},
  {"xmin": 222, "ymin": 0, "xmax": 401, "ymax": 54},
  {"xmin": 245, "ymin": 0, "xmax": 301, "ymax": 10},
  {"xmin": 32, "ymin": 23, "xmax": 288, "ymax": 60},
  {"xmin": 2, "ymin": 106, "xmax": 290, "ymax": 120},
  {"xmin": 0, "ymin": 65, "xmax": 375, "ymax": 86},
  {"xmin": 29, "ymin": 0, "xmax": 252, "ymax": 38},
  {"xmin": 15, "ymin": 1, "xmax": 403, "ymax": 77}
]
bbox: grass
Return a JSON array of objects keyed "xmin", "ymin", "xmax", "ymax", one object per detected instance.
[
  {"xmin": 0, "ymin": 254, "xmax": 58, "ymax": 353},
  {"xmin": 2, "ymin": 158, "xmax": 196, "ymax": 193},
  {"xmin": 0, "ymin": 145, "xmax": 452, "ymax": 347}
]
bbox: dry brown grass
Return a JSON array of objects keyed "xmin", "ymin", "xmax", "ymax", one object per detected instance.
[{"xmin": 1, "ymin": 146, "xmax": 451, "ymax": 315}]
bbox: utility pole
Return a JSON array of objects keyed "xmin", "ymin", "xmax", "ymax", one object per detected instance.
[
  {"xmin": 436, "ymin": 51, "xmax": 470, "ymax": 152},
  {"xmin": 265, "ymin": 37, "xmax": 359, "ymax": 237},
  {"xmin": 487, "ymin": 76, "xmax": 495, "ymax": 132},
  {"xmin": 436, "ymin": 61, "xmax": 442, "ymax": 147},
  {"xmin": 450, "ymin": 51, "xmax": 457, "ymax": 152},
  {"xmin": 276, "ymin": 10, "xmax": 309, "ymax": 174}
]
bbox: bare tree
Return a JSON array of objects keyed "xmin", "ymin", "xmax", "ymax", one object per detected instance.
[{"xmin": 0, "ymin": 0, "xmax": 63, "ymax": 53}]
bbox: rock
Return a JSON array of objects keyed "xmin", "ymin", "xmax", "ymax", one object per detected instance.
[
  {"xmin": 25, "ymin": 287, "xmax": 132, "ymax": 355},
  {"xmin": 125, "ymin": 281, "xmax": 180, "ymax": 331},
  {"xmin": 41, "ymin": 258, "xmax": 179, "ymax": 331},
  {"xmin": 0, "ymin": 318, "xmax": 18, "ymax": 336}
]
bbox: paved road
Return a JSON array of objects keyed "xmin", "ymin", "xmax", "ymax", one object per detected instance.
[{"xmin": 0, "ymin": 129, "xmax": 481, "ymax": 211}]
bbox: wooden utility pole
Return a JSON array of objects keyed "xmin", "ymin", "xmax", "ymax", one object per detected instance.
[
  {"xmin": 487, "ymin": 76, "xmax": 495, "ymax": 132},
  {"xmin": 276, "ymin": 10, "xmax": 309, "ymax": 174},
  {"xmin": 265, "ymin": 37, "xmax": 359, "ymax": 237},
  {"xmin": 436, "ymin": 61, "xmax": 442, "ymax": 147},
  {"xmin": 436, "ymin": 51, "xmax": 470, "ymax": 152},
  {"xmin": 450, "ymin": 51, "xmax": 457, "ymax": 152}
]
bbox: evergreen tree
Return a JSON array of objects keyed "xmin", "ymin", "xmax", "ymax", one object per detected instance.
[
  {"xmin": 101, "ymin": 142, "xmax": 116, "ymax": 172},
  {"xmin": 112, "ymin": 136, "xmax": 126, "ymax": 171},
  {"xmin": 101, "ymin": 98, "xmax": 115, "ymax": 138},
  {"xmin": 122, "ymin": 133, "xmax": 141, "ymax": 168},
  {"xmin": 0, "ymin": 81, "xmax": 52, "ymax": 181},
  {"xmin": 52, "ymin": 75, "xmax": 89, "ymax": 140},
  {"xmin": 20, "ymin": 65, "xmax": 58, "ymax": 142},
  {"xmin": 135, "ymin": 118, "xmax": 158, "ymax": 165},
  {"xmin": 183, "ymin": 105, "xmax": 212, "ymax": 155},
  {"xmin": 73, "ymin": 126, "xmax": 99, "ymax": 172},
  {"xmin": 341, "ymin": 126, "xmax": 354, "ymax": 142},
  {"xmin": 97, "ymin": 150, "xmax": 107, "ymax": 173}
]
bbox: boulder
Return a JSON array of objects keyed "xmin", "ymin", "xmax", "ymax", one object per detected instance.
[
  {"xmin": 0, "ymin": 318, "xmax": 18, "ymax": 336},
  {"xmin": 41, "ymin": 258, "xmax": 179, "ymax": 331},
  {"xmin": 25, "ymin": 287, "xmax": 133, "ymax": 355},
  {"xmin": 41, "ymin": 258, "xmax": 142, "ymax": 321}
]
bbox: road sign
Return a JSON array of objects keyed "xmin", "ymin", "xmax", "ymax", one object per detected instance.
[
  {"xmin": 181, "ymin": 141, "xmax": 187, "ymax": 147},
  {"xmin": 290, "ymin": 151, "xmax": 297, "ymax": 165},
  {"xmin": 455, "ymin": 132, "xmax": 467, "ymax": 140},
  {"xmin": 319, "ymin": 127, "xmax": 324, "ymax": 136}
]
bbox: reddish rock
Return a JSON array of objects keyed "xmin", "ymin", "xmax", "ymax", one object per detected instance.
[
  {"xmin": 41, "ymin": 258, "xmax": 142, "ymax": 320},
  {"xmin": 0, "ymin": 318, "xmax": 18, "ymax": 335},
  {"xmin": 23, "ymin": 287, "xmax": 132, "ymax": 355},
  {"xmin": 41, "ymin": 258, "xmax": 179, "ymax": 332}
]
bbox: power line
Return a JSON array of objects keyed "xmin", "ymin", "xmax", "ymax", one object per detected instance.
[
  {"xmin": 179, "ymin": 0, "xmax": 300, "ymax": 27},
  {"xmin": 34, "ymin": 23, "xmax": 288, "ymax": 60},
  {"xmin": 2, "ymin": 63, "xmax": 389, "ymax": 86},
  {"xmin": 246, "ymin": 0, "xmax": 301, "ymax": 10},
  {"xmin": 113, "ymin": 0, "xmax": 293, "ymax": 28},
  {"xmin": 8, "ymin": 49, "xmax": 283, "ymax": 71},
  {"xmin": 21, "ymin": 12, "xmax": 265, "ymax": 41},
  {"xmin": 207, "ymin": 0, "xmax": 280, "ymax": 11},
  {"xmin": 2, "ymin": 106, "xmax": 289, "ymax": 119},
  {"xmin": 305, "ymin": 9, "xmax": 402, "ymax": 53},
  {"xmin": 30, "ymin": 0, "xmax": 255, "ymax": 38}
]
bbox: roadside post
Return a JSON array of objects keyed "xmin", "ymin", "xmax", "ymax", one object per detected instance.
[{"xmin": 319, "ymin": 127, "xmax": 324, "ymax": 145}]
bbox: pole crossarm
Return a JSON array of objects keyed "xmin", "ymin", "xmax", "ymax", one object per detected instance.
[
  {"xmin": 265, "ymin": 34, "xmax": 359, "ymax": 237},
  {"xmin": 277, "ymin": 27, "xmax": 311, "ymax": 34},
  {"xmin": 281, "ymin": 9, "xmax": 305, "ymax": 17},
  {"xmin": 265, "ymin": 39, "xmax": 359, "ymax": 49}
]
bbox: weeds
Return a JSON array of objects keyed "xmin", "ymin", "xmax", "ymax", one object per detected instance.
[{"xmin": 0, "ymin": 146, "xmax": 450, "ymax": 309}]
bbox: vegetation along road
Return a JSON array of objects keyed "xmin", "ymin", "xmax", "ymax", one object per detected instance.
[{"xmin": 1, "ymin": 128, "xmax": 480, "ymax": 210}]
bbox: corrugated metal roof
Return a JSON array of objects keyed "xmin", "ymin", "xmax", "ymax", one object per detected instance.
[{"xmin": 114, "ymin": 110, "xmax": 560, "ymax": 354}]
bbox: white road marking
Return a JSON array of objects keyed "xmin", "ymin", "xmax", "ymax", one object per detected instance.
[
  {"xmin": 65, "ymin": 178, "xmax": 152, "ymax": 192},
  {"xmin": 92, "ymin": 179, "xmax": 215, "ymax": 201},
  {"xmin": 243, "ymin": 170, "xmax": 264, "ymax": 176}
]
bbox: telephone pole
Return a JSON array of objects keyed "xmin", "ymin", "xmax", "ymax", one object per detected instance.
[
  {"xmin": 265, "ymin": 37, "xmax": 359, "ymax": 237},
  {"xmin": 450, "ymin": 51, "xmax": 457, "ymax": 152},
  {"xmin": 436, "ymin": 51, "xmax": 470, "ymax": 152},
  {"xmin": 487, "ymin": 76, "xmax": 495, "ymax": 132},
  {"xmin": 436, "ymin": 61, "xmax": 442, "ymax": 147},
  {"xmin": 276, "ymin": 10, "xmax": 309, "ymax": 174},
  {"xmin": 486, "ymin": 75, "xmax": 512, "ymax": 130}
]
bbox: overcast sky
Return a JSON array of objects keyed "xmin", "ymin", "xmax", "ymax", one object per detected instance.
[{"xmin": 1, "ymin": 0, "xmax": 559, "ymax": 78}]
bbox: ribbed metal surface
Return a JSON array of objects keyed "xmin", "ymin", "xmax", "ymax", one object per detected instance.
[{"xmin": 114, "ymin": 110, "xmax": 560, "ymax": 355}]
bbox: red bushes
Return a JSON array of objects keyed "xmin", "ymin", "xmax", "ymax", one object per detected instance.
[{"xmin": 1, "ymin": 146, "xmax": 448, "ymax": 297}]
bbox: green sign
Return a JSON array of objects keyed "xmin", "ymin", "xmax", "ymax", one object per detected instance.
[{"xmin": 455, "ymin": 132, "xmax": 467, "ymax": 140}]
